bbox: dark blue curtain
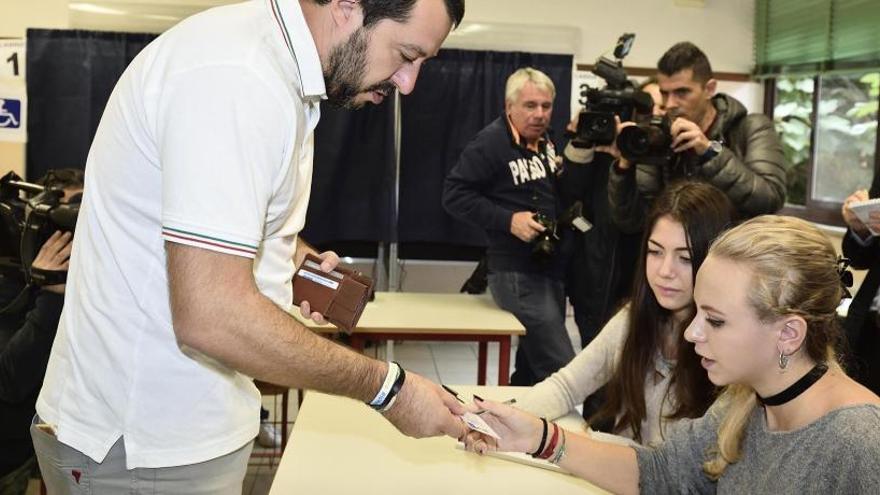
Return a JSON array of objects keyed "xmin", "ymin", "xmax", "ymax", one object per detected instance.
[
  {"xmin": 398, "ymin": 49, "xmax": 573, "ymax": 251},
  {"xmin": 26, "ymin": 29, "xmax": 156, "ymax": 181},
  {"xmin": 301, "ymin": 102, "xmax": 395, "ymax": 244}
]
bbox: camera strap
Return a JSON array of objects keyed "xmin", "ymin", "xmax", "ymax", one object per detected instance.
[{"xmin": 29, "ymin": 267, "xmax": 67, "ymax": 287}]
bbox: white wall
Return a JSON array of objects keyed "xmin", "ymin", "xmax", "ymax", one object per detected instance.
[
  {"xmin": 456, "ymin": 0, "xmax": 755, "ymax": 72},
  {"xmin": 448, "ymin": 0, "xmax": 763, "ymax": 117},
  {"xmin": 0, "ymin": 0, "xmax": 69, "ymax": 37}
]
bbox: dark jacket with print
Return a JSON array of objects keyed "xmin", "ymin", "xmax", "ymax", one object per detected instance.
[
  {"xmin": 443, "ymin": 116, "xmax": 564, "ymax": 275},
  {"xmin": 608, "ymin": 93, "xmax": 787, "ymax": 232}
]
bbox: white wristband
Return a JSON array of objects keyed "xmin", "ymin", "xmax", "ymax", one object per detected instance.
[{"xmin": 368, "ymin": 362, "xmax": 400, "ymax": 407}]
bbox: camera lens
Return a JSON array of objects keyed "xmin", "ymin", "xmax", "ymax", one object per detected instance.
[
  {"xmin": 590, "ymin": 116, "xmax": 611, "ymax": 132},
  {"xmin": 617, "ymin": 123, "xmax": 672, "ymax": 163},
  {"xmin": 532, "ymin": 233, "xmax": 555, "ymax": 258},
  {"xmin": 618, "ymin": 126, "xmax": 651, "ymax": 156}
]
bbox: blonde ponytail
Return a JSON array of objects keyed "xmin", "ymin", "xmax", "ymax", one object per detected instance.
[{"xmin": 700, "ymin": 216, "xmax": 843, "ymax": 478}]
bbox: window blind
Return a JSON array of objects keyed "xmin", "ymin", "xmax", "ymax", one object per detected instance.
[{"xmin": 755, "ymin": 0, "xmax": 880, "ymax": 76}]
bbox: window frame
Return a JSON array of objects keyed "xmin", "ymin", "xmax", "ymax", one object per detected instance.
[{"xmin": 768, "ymin": 74, "xmax": 880, "ymax": 227}]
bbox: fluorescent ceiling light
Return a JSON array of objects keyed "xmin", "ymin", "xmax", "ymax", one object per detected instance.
[
  {"xmin": 142, "ymin": 14, "xmax": 181, "ymax": 22},
  {"xmin": 69, "ymin": 3, "xmax": 127, "ymax": 16}
]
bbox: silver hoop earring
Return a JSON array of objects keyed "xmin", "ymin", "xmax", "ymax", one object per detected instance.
[{"xmin": 779, "ymin": 351, "xmax": 789, "ymax": 370}]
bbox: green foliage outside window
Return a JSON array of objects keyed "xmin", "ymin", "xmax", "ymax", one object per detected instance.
[
  {"xmin": 773, "ymin": 73, "xmax": 878, "ymax": 205},
  {"xmin": 774, "ymin": 77, "xmax": 814, "ymax": 205}
]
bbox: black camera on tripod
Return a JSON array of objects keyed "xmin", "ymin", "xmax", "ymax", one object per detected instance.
[
  {"xmin": 0, "ymin": 171, "xmax": 80, "ymax": 286},
  {"xmin": 571, "ymin": 34, "xmax": 655, "ymax": 149}
]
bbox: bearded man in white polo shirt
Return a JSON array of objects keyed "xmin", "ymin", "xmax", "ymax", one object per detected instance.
[{"xmin": 32, "ymin": 0, "xmax": 466, "ymax": 492}]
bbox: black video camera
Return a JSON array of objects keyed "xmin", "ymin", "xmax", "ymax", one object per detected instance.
[
  {"xmin": 571, "ymin": 34, "xmax": 655, "ymax": 149},
  {"xmin": 0, "ymin": 171, "xmax": 80, "ymax": 286}
]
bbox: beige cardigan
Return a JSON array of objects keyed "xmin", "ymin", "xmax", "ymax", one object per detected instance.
[{"xmin": 516, "ymin": 306, "xmax": 681, "ymax": 447}]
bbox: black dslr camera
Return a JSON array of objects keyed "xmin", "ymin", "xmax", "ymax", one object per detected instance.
[
  {"xmin": 531, "ymin": 213, "xmax": 559, "ymax": 260},
  {"xmin": 571, "ymin": 34, "xmax": 654, "ymax": 149},
  {"xmin": 530, "ymin": 202, "xmax": 590, "ymax": 261},
  {"xmin": 617, "ymin": 115, "xmax": 676, "ymax": 166},
  {"xmin": 0, "ymin": 171, "xmax": 80, "ymax": 286}
]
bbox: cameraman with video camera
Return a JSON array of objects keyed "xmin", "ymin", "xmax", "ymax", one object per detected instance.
[
  {"xmin": 560, "ymin": 76, "xmax": 663, "ymax": 351},
  {"xmin": 443, "ymin": 67, "xmax": 576, "ymax": 386},
  {"xmin": 599, "ymin": 41, "xmax": 787, "ymax": 232},
  {"xmin": 0, "ymin": 169, "xmax": 81, "ymax": 494}
]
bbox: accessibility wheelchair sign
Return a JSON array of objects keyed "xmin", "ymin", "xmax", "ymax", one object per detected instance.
[
  {"xmin": 0, "ymin": 98, "xmax": 21, "ymax": 129},
  {"xmin": 0, "ymin": 85, "xmax": 26, "ymax": 142}
]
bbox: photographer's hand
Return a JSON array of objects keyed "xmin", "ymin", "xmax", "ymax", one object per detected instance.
[
  {"xmin": 595, "ymin": 116, "xmax": 636, "ymax": 170},
  {"xmin": 510, "ymin": 211, "xmax": 545, "ymax": 243},
  {"xmin": 670, "ymin": 117, "xmax": 710, "ymax": 155},
  {"xmin": 32, "ymin": 231, "xmax": 72, "ymax": 294}
]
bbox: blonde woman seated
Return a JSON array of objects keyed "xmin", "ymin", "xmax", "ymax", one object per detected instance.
[
  {"xmin": 516, "ymin": 180, "xmax": 735, "ymax": 446},
  {"xmin": 466, "ymin": 215, "xmax": 880, "ymax": 493}
]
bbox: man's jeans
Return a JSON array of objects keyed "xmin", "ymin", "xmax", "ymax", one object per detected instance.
[{"xmin": 489, "ymin": 271, "xmax": 575, "ymax": 385}]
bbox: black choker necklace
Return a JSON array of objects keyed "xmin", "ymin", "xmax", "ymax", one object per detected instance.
[{"xmin": 757, "ymin": 362, "xmax": 829, "ymax": 407}]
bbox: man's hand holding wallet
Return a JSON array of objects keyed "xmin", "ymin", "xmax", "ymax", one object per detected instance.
[{"xmin": 293, "ymin": 252, "xmax": 374, "ymax": 332}]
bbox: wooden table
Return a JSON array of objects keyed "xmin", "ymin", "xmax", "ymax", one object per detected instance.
[
  {"xmin": 269, "ymin": 386, "xmax": 609, "ymax": 494},
  {"xmin": 298, "ymin": 292, "xmax": 525, "ymax": 385}
]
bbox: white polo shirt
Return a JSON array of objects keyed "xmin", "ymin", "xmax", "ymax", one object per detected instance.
[{"xmin": 36, "ymin": 0, "xmax": 325, "ymax": 468}]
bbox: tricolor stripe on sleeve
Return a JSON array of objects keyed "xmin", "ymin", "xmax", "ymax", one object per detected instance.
[{"xmin": 162, "ymin": 226, "xmax": 259, "ymax": 258}]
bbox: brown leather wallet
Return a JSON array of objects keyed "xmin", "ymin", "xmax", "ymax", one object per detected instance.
[{"xmin": 292, "ymin": 254, "xmax": 374, "ymax": 332}]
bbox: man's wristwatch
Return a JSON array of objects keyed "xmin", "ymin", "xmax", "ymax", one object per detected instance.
[{"xmin": 700, "ymin": 140, "xmax": 723, "ymax": 163}]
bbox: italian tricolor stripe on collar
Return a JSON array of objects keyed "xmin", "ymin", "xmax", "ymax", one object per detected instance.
[
  {"xmin": 162, "ymin": 226, "xmax": 258, "ymax": 257},
  {"xmin": 269, "ymin": 0, "xmax": 296, "ymax": 62}
]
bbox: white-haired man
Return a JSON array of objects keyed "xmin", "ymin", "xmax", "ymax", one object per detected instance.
[{"xmin": 443, "ymin": 67, "xmax": 575, "ymax": 385}]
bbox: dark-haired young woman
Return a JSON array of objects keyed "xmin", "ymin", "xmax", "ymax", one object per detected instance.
[{"xmin": 516, "ymin": 180, "xmax": 735, "ymax": 446}]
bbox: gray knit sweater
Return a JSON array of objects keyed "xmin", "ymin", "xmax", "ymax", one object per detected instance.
[{"xmin": 636, "ymin": 402, "xmax": 880, "ymax": 494}]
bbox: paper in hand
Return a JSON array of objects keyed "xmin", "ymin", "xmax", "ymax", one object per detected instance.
[
  {"xmin": 849, "ymin": 198, "xmax": 880, "ymax": 236},
  {"xmin": 460, "ymin": 411, "xmax": 501, "ymax": 440}
]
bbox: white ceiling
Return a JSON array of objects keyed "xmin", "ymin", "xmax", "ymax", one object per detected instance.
[
  {"xmin": 69, "ymin": 1, "xmax": 238, "ymax": 33},
  {"xmin": 67, "ymin": 1, "xmax": 583, "ymax": 55}
]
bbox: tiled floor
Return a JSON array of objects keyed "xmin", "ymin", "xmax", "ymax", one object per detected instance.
[{"xmin": 243, "ymin": 316, "xmax": 581, "ymax": 494}]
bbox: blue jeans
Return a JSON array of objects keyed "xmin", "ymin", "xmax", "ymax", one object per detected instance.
[{"xmin": 489, "ymin": 271, "xmax": 575, "ymax": 385}]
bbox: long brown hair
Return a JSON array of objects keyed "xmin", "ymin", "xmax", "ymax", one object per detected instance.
[{"xmin": 594, "ymin": 181, "xmax": 735, "ymax": 442}]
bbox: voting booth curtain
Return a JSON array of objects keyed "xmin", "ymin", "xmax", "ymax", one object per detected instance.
[
  {"xmin": 24, "ymin": 28, "xmax": 572, "ymax": 254},
  {"xmin": 25, "ymin": 29, "xmax": 156, "ymax": 181}
]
